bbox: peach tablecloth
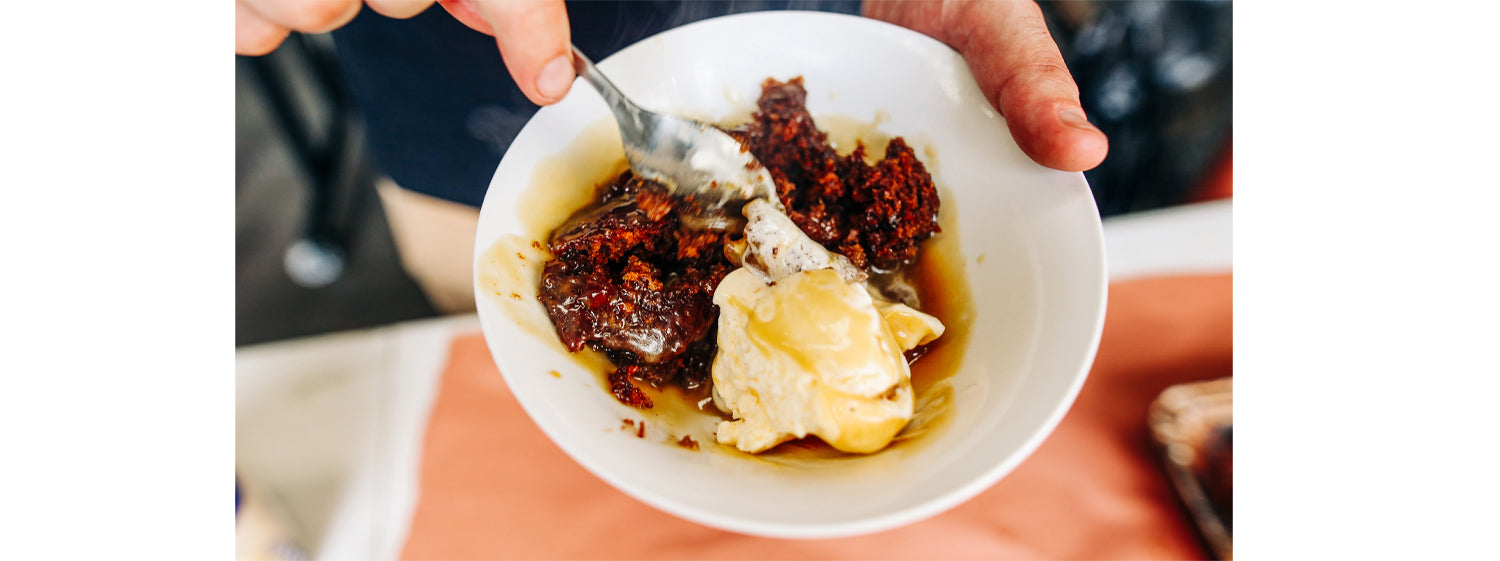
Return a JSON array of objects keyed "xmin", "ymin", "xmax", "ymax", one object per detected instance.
[{"xmin": 401, "ymin": 274, "xmax": 1231, "ymax": 560}]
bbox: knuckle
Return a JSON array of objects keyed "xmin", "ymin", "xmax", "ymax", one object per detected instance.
[
  {"xmin": 995, "ymin": 60, "xmax": 1080, "ymax": 117},
  {"xmin": 290, "ymin": 0, "xmax": 359, "ymax": 32},
  {"xmin": 238, "ymin": 36, "xmax": 282, "ymax": 56},
  {"xmin": 368, "ymin": 0, "xmax": 431, "ymax": 19},
  {"xmin": 1019, "ymin": 58, "xmax": 1080, "ymax": 99},
  {"xmin": 1029, "ymin": 61, "xmax": 1075, "ymax": 84}
]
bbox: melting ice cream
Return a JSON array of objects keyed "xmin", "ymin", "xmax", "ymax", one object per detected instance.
[{"xmin": 712, "ymin": 200, "xmax": 944, "ymax": 454}]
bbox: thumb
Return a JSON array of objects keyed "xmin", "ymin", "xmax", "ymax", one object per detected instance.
[
  {"xmin": 867, "ymin": 0, "xmax": 1108, "ymax": 172},
  {"xmin": 438, "ymin": 0, "xmax": 574, "ymax": 106}
]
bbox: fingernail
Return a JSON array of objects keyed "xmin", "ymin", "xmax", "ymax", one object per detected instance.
[
  {"xmin": 1059, "ymin": 107, "xmax": 1098, "ymax": 131},
  {"xmin": 536, "ymin": 55, "xmax": 574, "ymax": 102}
]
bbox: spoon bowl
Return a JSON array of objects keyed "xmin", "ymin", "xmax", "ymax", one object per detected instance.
[{"xmin": 569, "ymin": 46, "xmax": 780, "ymax": 219}]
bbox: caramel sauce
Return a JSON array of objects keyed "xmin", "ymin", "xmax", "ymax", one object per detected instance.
[
  {"xmin": 476, "ymin": 121, "xmax": 622, "ymax": 381},
  {"xmin": 477, "ymin": 113, "xmax": 974, "ymax": 458},
  {"xmin": 516, "ymin": 119, "xmax": 629, "ymax": 238}
]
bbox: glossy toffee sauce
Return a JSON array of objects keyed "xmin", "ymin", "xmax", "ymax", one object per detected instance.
[{"xmin": 477, "ymin": 116, "xmax": 973, "ymax": 461}]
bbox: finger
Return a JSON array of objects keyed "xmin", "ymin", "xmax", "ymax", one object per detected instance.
[
  {"xmin": 366, "ymin": 0, "xmax": 437, "ymax": 19},
  {"xmin": 236, "ymin": 0, "xmax": 291, "ymax": 56},
  {"xmin": 435, "ymin": 0, "xmax": 493, "ymax": 34},
  {"xmin": 865, "ymin": 0, "xmax": 1108, "ymax": 172},
  {"xmin": 240, "ymin": 0, "xmax": 363, "ymax": 34},
  {"xmin": 440, "ymin": 0, "xmax": 573, "ymax": 105},
  {"xmin": 954, "ymin": 1, "xmax": 1107, "ymax": 171}
]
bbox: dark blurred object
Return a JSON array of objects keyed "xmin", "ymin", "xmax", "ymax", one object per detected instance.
[
  {"xmin": 236, "ymin": 33, "xmax": 438, "ymax": 346},
  {"xmin": 1149, "ymin": 377, "xmax": 1233, "ymax": 560},
  {"xmin": 1040, "ymin": 0, "xmax": 1232, "ymax": 217},
  {"xmin": 239, "ymin": 34, "xmax": 377, "ymax": 288}
]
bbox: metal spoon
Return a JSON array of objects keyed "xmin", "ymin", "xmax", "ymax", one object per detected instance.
[{"xmin": 568, "ymin": 46, "xmax": 780, "ymax": 218}]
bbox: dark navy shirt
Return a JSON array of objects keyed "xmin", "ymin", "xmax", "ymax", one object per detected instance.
[{"xmin": 332, "ymin": 1, "xmax": 859, "ymax": 208}]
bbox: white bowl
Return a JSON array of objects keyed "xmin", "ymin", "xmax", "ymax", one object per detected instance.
[{"xmin": 473, "ymin": 11, "xmax": 1106, "ymax": 538}]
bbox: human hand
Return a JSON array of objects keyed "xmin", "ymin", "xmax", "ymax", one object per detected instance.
[
  {"xmin": 235, "ymin": 0, "xmax": 575, "ymax": 105},
  {"xmin": 865, "ymin": 0, "xmax": 1109, "ymax": 172}
]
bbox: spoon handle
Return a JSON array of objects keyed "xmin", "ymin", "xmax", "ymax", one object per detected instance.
[{"xmin": 569, "ymin": 46, "xmax": 641, "ymax": 122}]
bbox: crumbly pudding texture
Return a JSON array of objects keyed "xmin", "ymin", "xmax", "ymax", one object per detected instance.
[{"xmin": 538, "ymin": 77, "xmax": 942, "ymax": 416}]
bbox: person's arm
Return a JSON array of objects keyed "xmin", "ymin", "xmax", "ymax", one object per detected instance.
[{"xmin": 864, "ymin": 0, "xmax": 1108, "ymax": 172}]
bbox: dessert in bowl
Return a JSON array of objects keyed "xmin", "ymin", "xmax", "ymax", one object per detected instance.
[{"xmin": 473, "ymin": 11, "xmax": 1107, "ymax": 538}]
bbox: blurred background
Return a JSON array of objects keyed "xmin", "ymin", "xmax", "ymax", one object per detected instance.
[{"xmin": 236, "ymin": 0, "xmax": 1231, "ymax": 347}]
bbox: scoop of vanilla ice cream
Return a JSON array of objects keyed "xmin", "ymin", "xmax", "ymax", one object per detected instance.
[
  {"xmin": 713, "ymin": 268, "xmax": 914, "ymax": 453},
  {"xmin": 710, "ymin": 200, "xmax": 944, "ymax": 454}
]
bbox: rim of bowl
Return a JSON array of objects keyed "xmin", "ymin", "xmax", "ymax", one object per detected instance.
[{"xmin": 472, "ymin": 10, "xmax": 1109, "ymax": 538}]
